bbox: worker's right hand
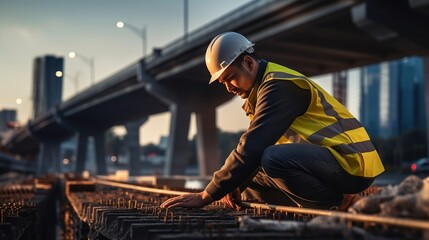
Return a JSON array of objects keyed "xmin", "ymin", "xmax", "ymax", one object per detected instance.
[
  {"xmin": 160, "ymin": 191, "xmax": 213, "ymax": 209},
  {"xmin": 220, "ymin": 188, "xmax": 242, "ymax": 209}
]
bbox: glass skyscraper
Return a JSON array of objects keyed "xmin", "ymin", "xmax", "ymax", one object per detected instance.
[
  {"xmin": 32, "ymin": 55, "xmax": 64, "ymax": 118},
  {"xmin": 0, "ymin": 109, "xmax": 17, "ymax": 132},
  {"xmin": 360, "ymin": 56, "xmax": 425, "ymax": 138},
  {"xmin": 360, "ymin": 64, "xmax": 381, "ymax": 137}
]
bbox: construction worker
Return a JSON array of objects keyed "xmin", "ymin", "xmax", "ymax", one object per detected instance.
[{"xmin": 161, "ymin": 32, "xmax": 384, "ymax": 210}]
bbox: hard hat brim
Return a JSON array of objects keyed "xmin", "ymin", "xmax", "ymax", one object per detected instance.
[{"xmin": 208, "ymin": 68, "xmax": 226, "ymax": 84}]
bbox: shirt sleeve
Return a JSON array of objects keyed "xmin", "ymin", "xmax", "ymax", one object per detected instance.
[{"xmin": 205, "ymin": 79, "xmax": 311, "ymax": 200}]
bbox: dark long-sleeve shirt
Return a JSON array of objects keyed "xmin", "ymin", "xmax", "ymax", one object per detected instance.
[{"xmin": 205, "ymin": 61, "xmax": 312, "ymax": 200}]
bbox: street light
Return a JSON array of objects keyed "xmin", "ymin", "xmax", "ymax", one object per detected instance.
[
  {"xmin": 116, "ymin": 21, "xmax": 147, "ymax": 57},
  {"xmin": 184, "ymin": 0, "xmax": 188, "ymax": 42},
  {"xmin": 68, "ymin": 51, "xmax": 95, "ymax": 85},
  {"xmin": 66, "ymin": 72, "xmax": 80, "ymax": 93}
]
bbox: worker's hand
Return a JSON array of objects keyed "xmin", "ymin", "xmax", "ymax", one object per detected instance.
[
  {"xmin": 160, "ymin": 191, "xmax": 214, "ymax": 209},
  {"xmin": 220, "ymin": 188, "xmax": 242, "ymax": 209}
]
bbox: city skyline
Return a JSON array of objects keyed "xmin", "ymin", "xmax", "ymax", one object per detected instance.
[{"xmin": 0, "ymin": 0, "xmax": 252, "ymax": 144}]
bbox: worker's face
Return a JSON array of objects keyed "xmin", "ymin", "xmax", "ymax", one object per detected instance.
[{"xmin": 218, "ymin": 56, "xmax": 258, "ymax": 99}]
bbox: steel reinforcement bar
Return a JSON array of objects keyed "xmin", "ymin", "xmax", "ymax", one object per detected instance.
[{"xmin": 95, "ymin": 179, "xmax": 429, "ymax": 231}]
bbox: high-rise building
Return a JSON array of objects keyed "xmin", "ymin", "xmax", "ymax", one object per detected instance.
[
  {"xmin": 333, "ymin": 71, "xmax": 348, "ymax": 106},
  {"xmin": 32, "ymin": 55, "xmax": 64, "ymax": 118},
  {"xmin": 0, "ymin": 109, "xmax": 17, "ymax": 132},
  {"xmin": 360, "ymin": 64, "xmax": 381, "ymax": 137},
  {"xmin": 360, "ymin": 56, "xmax": 425, "ymax": 138}
]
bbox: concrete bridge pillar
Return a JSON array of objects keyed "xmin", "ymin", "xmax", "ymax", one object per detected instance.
[
  {"xmin": 94, "ymin": 131, "xmax": 107, "ymax": 175},
  {"xmin": 424, "ymin": 56, "xmax": 429, "ymax": 159},
  {"xmin": 195, "ymin": 104, "xmax": 220, "ymax": 176},
  {"xmin": 124, "ymin": 117, "xmax": 148, "ymax": 176},
  {"xmin": 37, "ymin": 139, "xmax": 60, "ymax": 175},
  {"xmin": 75, "ymin": 132, "xmax": 88, "ymax": 174},
  {"xmin": 165, "ymin": 104, "xmax": 192, "ymax": 175},
  {"xmin": 75, "ymin": 130, "xmax": 107, "ymax": 175}
]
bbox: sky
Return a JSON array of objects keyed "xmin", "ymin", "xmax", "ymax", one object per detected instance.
[{"xmin": 0, "ymin": 0, "xmax": 360, "ymax": 145}]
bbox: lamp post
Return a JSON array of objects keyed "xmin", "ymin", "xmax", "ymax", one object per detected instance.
[
  {"xmin": 67, "ymin": 72, "xmax": 80, "ymax": 93},
  {"xmin": 116, "ymin": 21, "xmax": 147, "ymax": 57},
  {"xmin": 184, "ymin": 0, "xmax": 188, "ymax": 42},
  {"xmin": 68, "ymin": 51, "xmax": 95, "ymax": 85}
]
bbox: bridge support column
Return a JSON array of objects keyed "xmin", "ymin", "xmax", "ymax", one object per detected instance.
[
  {"xmin": 75, "ymin": 130, "xmax": 107, "ymax": 175},
  {"xmin": 37, "ymin": 140, "xmax": 60, "ymax": 175},
  {"xmin": 75, "ymin": 133, "xmax": 88, "ymax": 174},
  {"xmin": 50, "ymin": 141, "xmax": 61, "ymax": 173},
  {"xmin": 94, "ymin": 131, "xmax": 107, "ymax": 175},
  {"xmin": 165, "ymin": 104, "xmax": 191, "ymax": 175},
  {"xmin": 36, "ymin": 143, "xmax": 47, "ymax": 175},
  {"xmin": 125, "ymin": 117, "xmax": 148, "ymax": 176},
  {"xmin": 424, "ymin": 56, "xmax": 429, "ymax": 159},
  {"xmin": 195, "ymin": 106, "xmax": 220, "ymax": 176}
]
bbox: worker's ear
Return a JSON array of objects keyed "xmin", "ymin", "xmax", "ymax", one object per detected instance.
[{"xmin": 243, "ymin": 55, "xmax": 254, "ymax": 71}]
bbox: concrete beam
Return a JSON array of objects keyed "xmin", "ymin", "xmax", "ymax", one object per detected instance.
[
  {"xmin": 53, "ymin": 106, "xmax": 78, "ymax": 133},
  {"xmin": 250, "ymin": 0, "xmax": 356, "ymax": 43},
  {"xmin": 409, "ymin": 0, "xmax": 429, "ymax": 15},
  {"xmin": 352, "ymin": 0, "xmax": 429, "ymax": 48},
  {"xmin": 351, "ymin": 3, "xmax": 398, "ymax": 42},
  {"xmin": 137, "ymin": 63, "xmax": 178, "ymax": 106}
]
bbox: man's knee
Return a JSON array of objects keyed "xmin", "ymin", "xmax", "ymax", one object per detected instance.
[
  {"xmin": 261, "ymin": 145, "xmax": 280, "ymax": 174},
  {"xmin": 261, "ymin": 144, "xmax": 298, "ymax": 176}
]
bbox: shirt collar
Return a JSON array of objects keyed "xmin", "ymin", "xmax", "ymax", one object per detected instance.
[
  {"xmin": 254, "ymin": 59, "xmax": 268, "ymax": 86},
  {"xmin": 242, "ymin": 60, "xmax": 268, "ymax": 115},
  {"xmin": 248, "ymin": 59, "xmax": 268, "ymax": 95}
]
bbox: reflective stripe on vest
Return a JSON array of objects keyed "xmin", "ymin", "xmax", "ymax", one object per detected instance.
[{"xmin": 332, "ymin": 140, "xmax": 375, "ymax": 155}]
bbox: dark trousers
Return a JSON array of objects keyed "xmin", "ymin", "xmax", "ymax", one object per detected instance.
[{"xmin": 241, "ymin": 144, "xmax": 374, "ymax": 209}]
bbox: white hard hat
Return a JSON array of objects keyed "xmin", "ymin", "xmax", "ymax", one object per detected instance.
[{"xmin": 205, "ymin": 32, "xmax": 255, "ymax": 84}]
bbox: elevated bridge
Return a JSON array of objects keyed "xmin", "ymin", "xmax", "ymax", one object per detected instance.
[{"xmin": 4, "ymin": 0, "xmax": 429, "ymax": 175}]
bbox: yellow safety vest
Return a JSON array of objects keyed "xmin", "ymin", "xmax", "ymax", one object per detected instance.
[{"xmin": 245, "ymin": 62, "xmax": 384, "ymax": 177}]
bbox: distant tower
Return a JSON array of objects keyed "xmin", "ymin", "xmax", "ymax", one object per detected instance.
[
  {"xmin": 390, "ymin": 57, "xmax": 425, "ymax": 133},
  {"xmin": 359, "ymin": 56, "xmax": 425, "ymax": 139},
  {"xmin": 360, "ymin": 64, "xmax": 381, "ymax": 138},
  {"xmin": 32, "ymin": 55, "xmax": 64, "ymax": 118},
  {"xmin": 0, "ymin": 109, "xmax": 17, "ymax": 132},
  {"xmin": 333, "ymin": 71, "xmax": 347, "ymax": 106}
]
